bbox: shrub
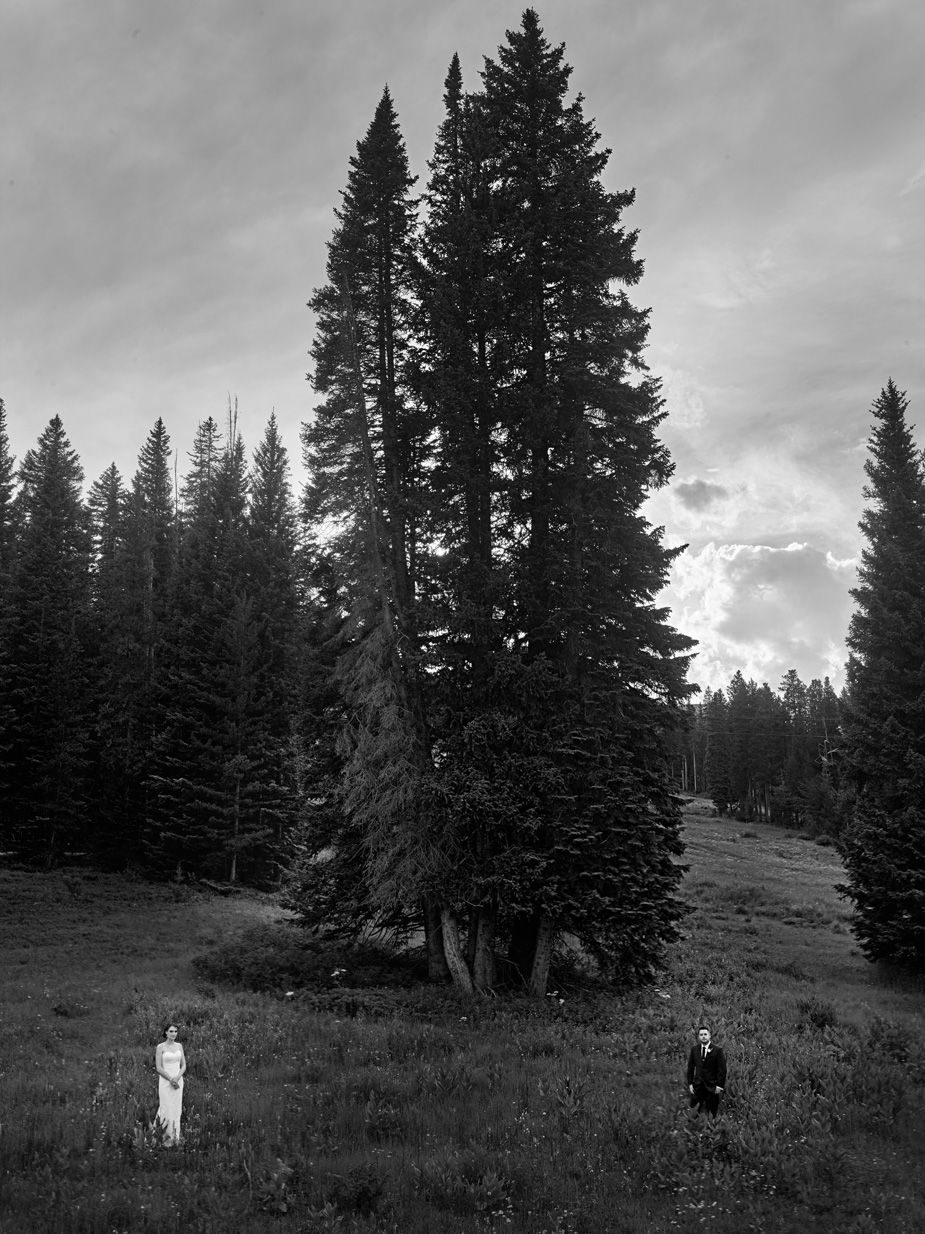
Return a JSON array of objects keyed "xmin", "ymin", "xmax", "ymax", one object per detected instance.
[
  {"xmin": 797, "ymin": 996, "xmax": 838, "ymax": 1031},
  {"xmin": 191, "ymin": 922, "xmax": 421, "ymax": 993},
  {"xmin": 326, "ymin": 1163, "xmax": 387, "ymax": 1216},
  {"xmin": 413, "ymin": 1147, "xmax": 516, "ymax": 1217},
  {"xmin": 866, "ymin": 1015, "xmax": 924, "ymax": 1077}
]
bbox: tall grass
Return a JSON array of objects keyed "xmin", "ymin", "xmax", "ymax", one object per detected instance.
[{"xmin": 1, "ymin": 818, "xmax": 923, "ymax": 1234}]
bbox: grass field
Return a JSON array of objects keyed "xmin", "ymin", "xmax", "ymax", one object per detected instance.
[{"xmin": 1, "ymin": 803, "xmax": 923, "ymax": 1233}]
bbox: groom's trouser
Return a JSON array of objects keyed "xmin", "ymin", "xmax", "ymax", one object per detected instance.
[{"xmin": 689, "ymin": 1083, "xmax": 720, "ymax": 1117}]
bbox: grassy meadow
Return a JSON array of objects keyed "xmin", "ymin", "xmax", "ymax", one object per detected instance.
[{"xmin": 1, "ymin": 802, "xmax": 923, "ymax": 1234}]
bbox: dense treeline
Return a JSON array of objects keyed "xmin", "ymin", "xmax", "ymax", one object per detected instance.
[
  {"xmin": 0, "ymin": 401, "xmax": 304, "ymax": 884},
  {"xmin": 670, "ymin": 669, "xmax": 852, "ymax": 835}
]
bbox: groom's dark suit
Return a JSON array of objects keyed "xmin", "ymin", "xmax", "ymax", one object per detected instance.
[{"xmin": 687, "ymin": 1042, "xmax": 727, "ymax": 1116}]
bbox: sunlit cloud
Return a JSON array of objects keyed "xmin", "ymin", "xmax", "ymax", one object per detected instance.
[{"xmin": 664, "ymin": 542, "xmax": 858, "ymax": 692}]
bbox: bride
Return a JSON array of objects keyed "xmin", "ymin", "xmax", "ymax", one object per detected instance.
[{"xmin": 155, "ymin": 1024, "xmax": 186, "ymax": 1144}]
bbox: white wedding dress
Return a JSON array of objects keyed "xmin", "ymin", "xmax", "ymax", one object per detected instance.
[{"xmin": 157, "ymin": 1047, "xmax": 184, "ymax": 1143}]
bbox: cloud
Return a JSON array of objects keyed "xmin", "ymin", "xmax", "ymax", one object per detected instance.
[
  {"xmin": 673, "ymin": 476, "xmax": 730, "ymax": 511},
  {"xmin": 663, "ymin": 541, "xmax": 857, "ymax": 692},
  {"xmin": 656, "ymin": 365, "xmax": 708, "ymax": 429},
  {"xmin": 900, "ymin": 161, "xmax": 925, "ymax": 195}
]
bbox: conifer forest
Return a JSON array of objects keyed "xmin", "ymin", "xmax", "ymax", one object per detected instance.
[{"xmin": 1, "ymin": 11, "xmax": 923, "ymax": 982}]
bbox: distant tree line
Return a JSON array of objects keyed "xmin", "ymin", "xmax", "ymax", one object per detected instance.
[{"xmin": 669, "ymin": 669, "xmax": 852, "ymax": 835}]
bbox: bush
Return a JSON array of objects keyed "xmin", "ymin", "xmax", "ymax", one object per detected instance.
[
  {"xmin": 326, "ymin": 1163, "xmax": 387, "ymax": 1216},
  {"xmin": 191, "ymin": 922, "xmax": 423, "ymax": 993},
  {"xmin": 797, "ymin": 996, "xmax": 838, "ymax": 1031}
]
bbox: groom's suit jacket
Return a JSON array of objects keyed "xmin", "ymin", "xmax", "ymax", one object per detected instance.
[{"xmin": 687, "ymin": 1044, "xmax": 727, "ymax": 1093}]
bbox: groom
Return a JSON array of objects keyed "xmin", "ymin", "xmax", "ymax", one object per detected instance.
[{"xmin": 687, "ymin": 1025, "xmax": 726, "ymax": 1117}]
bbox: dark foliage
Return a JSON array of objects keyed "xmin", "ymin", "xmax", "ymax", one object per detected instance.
[
  {"xmin": 294, "ymin": 10, "xmax": 697, "ymax": 995},
  {"xmin": 840, "ymin": 381, "xmax": 925, "ymax": 968},
  {"xmin": 192, "ymin": 921, "xmax": 422, "ymax": 992}
]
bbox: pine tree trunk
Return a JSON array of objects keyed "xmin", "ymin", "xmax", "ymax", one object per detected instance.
[
  {"xmin": 528, "ymin": 913, "xmax": 554, "ymax": 997},
  {"xmin": 466, "ymin": 905, "xmax": 479, "ymax": 972},
  {"xmin": 471, "ymin": 900, "xmax": 497, "ymax": 993},
  {"xmin": 440, "ymin": 906, "xmax": 475, "ymax": 994},
  {"xmin": 229, "ymin": 779, "xmax": 240, "ymax": 884},
  {"xmin": 423, "ymin": 899, "xmax": 452, "ymax": 983},
  {"xmin": 507, "ymin": 912, "xmax": 539, "ymax": 988}
]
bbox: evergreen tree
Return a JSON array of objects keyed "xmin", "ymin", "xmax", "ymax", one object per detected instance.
[
  {"xmin": 152, "ymin": 418, "xmax": 250, "ymax": 877},
  {"xmin": 4, "ymin": 417, "xmax": 91, "ymax": 864},
  {"xmin": 128, "ymin": 417, "xmax": 179, "ymax": 845},
  {"xmin": 0, "ymin": 401, "xmax": 17, "ymax": 804},
  {"xmin": 131, "ymin": 417, "xmax": 177, "ymax": 631},
  {"xmin": 85, "ymin": 462, "xmax": 137, "ymax": 862},
  {"xmin": 301, "ymin": 89, "xmax": 444, "ymax": 965},
  {"xmin": 0, "ymin": 400, "xmax": 15, "ymax": 579},
  {"xmin": 726, "ymin": 671, "xmax": 754, "ymax": 816},
  {"xmin": 705, "ymin": 688, "xmax": 732, "ymax": 814},
  {"xmin": 750, "ymin": 681, "xmax": 785, "ymax": 823},
  {"xmin": 299, "ymin": 13, "xmax": 695, "ymax": 994},
  {"xmin": 299, "ymin": 13, "xmax": 696, "ymax": 995},
  {"xmin": 797, "ymin": 677, "xmax": 850, "ymax": 836},
  {"xmin": 243, "ymin": 414, "xmax": 303, "ymax": 877},
  {"xmin": 153, "ymin": 413, "xmax": 295, "ymax": 882},
  {"xmin": 459, "ymin": 10, "xmax": 694, "ymax": 991},
  {"xmin": 841, "ymin": 381, "xmax": 925, "ymax": 967}
]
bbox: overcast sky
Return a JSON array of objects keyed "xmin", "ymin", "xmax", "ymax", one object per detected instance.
[{"xmin": 1, "ymin": 0, "xmax": 922, "ymax": 695}]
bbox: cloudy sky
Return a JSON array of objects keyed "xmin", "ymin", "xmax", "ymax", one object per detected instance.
[{"xmin": 1, "ymin": 0, "xmax": 922, "ymax": 695}]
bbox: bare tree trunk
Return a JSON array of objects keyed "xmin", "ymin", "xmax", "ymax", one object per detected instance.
[
  {"xmin": 229, "ymin": 779, "xmax": 239, "ymax": 883},
  {"xmin": 472, "ymin": 901, "xmax": 497, "ymax": 993},
  {"xmin": 466, "ymin": 906, "xmax": 479, "ymax": 972},
  {"xmin": 440, "ymin": 906, "xmax": 475, "ymax": 995},
  {"xmin": 528, "ymin": 913, "xmax": 554, "ymax": 997},
  {"xmin": 423, "ymin": 898, "xmax": 451, "ymax": 983}
]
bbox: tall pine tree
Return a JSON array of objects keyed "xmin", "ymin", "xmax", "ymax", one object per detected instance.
[
  {"xmin": 4, "ymin": 417, "xmax": 91, "ymax": 864},
  {"xmin": 128, "ymin": 417, "xmax": 179, "ymax": 848},
  {"xmin": 299, "ymin": 13, "xmax": 696, "ymax": 995},
  {"xmin": 449, "ymin": 11, "xmax": 695, "ymax": 991},
  {"xmin": 242, "ymin": 414, "xmax": 303, "ymax": 879},
  {"xmin": 841, "ymin": 380, "xmax": 925, "ymax": 967},
  {"xmin": 301, "ymin": 88, "xmax": 453, "ymax": 971},
  {"xmin": 0, "ymin": 401, "xmax": 17, "ymax": 807},
  {"xmin": 85, "ymin": 462, "xmax": 137, "ymax": 863}
]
